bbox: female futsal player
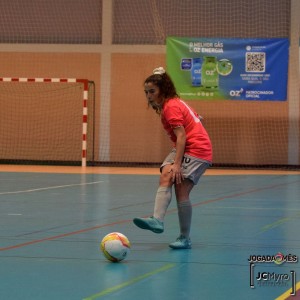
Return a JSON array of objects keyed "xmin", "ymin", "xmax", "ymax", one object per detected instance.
[{"xmin": 133, "ymin": 67, "xmax": 212, "ymax": 249}]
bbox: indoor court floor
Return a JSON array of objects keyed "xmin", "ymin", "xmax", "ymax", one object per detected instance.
[{"xmin": 1, "ymin": 165, "xmax": 300, "ymax": 300}]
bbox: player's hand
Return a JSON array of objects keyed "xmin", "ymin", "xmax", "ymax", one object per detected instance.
[{"xmin": 169, "ymin": 163, "xmax": 184, "ymax": 184}]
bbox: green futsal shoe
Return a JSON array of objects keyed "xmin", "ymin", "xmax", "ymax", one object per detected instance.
[
  {"xmin": 133, "ymin": 216, "xmax": 164, "ymax": 233},
  {"xmin": 169, "ymin": 235, "xmax": 192, "ymax": 249}
]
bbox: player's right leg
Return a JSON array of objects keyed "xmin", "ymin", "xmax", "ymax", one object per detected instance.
[{"xmin": 133, "ymin": 164, "xmax": 173, "ymax": 233}]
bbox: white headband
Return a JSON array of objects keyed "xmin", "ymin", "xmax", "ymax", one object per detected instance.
[{"xmin": 153, "ymin": 67, "xmax": 166, "ymax": 75}]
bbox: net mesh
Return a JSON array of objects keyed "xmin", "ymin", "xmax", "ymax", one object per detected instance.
[
  {"xmin": 110, "ymin": 0, "xmax": 298, "ymax": 168},
  {"xmin": 0, "ymin": 0, "xmax": 102, "ymax": 43},
  {"xmin": 113, "ymin": 0, "xmax": 290, "ymax": 44},
  {"xmin": 0, "ymin": 0, "xmax": 299, "ymax": 169}
]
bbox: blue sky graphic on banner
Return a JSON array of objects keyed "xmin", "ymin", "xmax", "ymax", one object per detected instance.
[{"xmin": 166, "ymin": 37, "xmax": 289, "ymax": 101}]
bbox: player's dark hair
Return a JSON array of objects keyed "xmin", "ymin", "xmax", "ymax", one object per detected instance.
[{"xmin": 144, "ymin": 72, "xmax": 179, "ymax": 114}]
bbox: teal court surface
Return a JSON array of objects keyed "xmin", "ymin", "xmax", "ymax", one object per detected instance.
[{"xmin": 1, "ymin": 166, "xmax": 300, "ymax": 300}]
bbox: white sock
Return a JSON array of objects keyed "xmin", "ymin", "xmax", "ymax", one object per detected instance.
[
  {"xmin": 153, "ymin": 186, "xmax": 172, "ymax": 222},
  {"xmin": 177, "ymin": 200, "xmax": 192, "ymax": 238}
]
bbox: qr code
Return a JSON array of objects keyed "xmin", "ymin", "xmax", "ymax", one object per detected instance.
[{"xmin": 245, "ymin": 52, "xmax": 266, "ymax": 72}]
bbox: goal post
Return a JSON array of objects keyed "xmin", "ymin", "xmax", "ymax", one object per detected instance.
[{"xmin": 0, "ymin": 77, "xmax": 91, "ymax": 167}]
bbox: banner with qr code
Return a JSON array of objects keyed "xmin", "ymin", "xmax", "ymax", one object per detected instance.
[{"xmin": 166, "ymin": 37, "xmax": 289, "ymax": 101}]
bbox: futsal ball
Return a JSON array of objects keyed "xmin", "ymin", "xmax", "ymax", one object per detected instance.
[{"xmin": 100, "ymin": 232, "xmax": 131, "ymax": 262}]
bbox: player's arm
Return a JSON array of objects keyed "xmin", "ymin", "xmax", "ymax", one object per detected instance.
[{"xmin": 170, "ymin": 126, "xmax": 186, "ymax": 184}]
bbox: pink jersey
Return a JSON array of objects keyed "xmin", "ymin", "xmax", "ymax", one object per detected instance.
[{"xmin": 161, "ymin": 98, "xmax": 212, "ymax": 162}]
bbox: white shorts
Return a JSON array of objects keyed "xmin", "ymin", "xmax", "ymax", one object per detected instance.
[{"xmin": 160, "ymin": 149, "xmax": 211, "ymax": 185}]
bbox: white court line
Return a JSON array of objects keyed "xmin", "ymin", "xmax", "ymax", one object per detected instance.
[
  {"xmin": 0, "ymin": 181, "xmax": 104, "ymax": 195},
  {"xmin": 202, "ymin": 206, "xmax": 300, "ymax": 212},
  {"xmin": 7, "ymin": 213, "xmax": 22, "ymax": 216}
]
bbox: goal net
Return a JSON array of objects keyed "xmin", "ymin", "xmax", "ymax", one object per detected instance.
[{"xmin": 0, "ymin": 78, "xmax": 94, "ymax": 166}]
